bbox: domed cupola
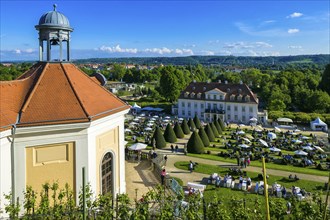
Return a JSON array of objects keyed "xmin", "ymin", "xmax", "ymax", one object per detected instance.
[{"xmin": 35, "ymin": 4, "xmax": 73, "ymax": 62}]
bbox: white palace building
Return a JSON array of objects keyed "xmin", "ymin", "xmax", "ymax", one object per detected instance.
[{"xmin": 172, "ymin": 81, "xmax": 268, "ymax": 124}]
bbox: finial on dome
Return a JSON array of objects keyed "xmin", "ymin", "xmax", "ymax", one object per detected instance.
[{"xmin": 53, "ymin": 4, "xmax": 57, "ymax": 11}]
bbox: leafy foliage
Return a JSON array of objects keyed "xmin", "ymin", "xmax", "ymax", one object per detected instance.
[
  {"xmin": 173, "ymin": 122, "xmax": 185, "ymax": 138},
  {"xmin": 181, "ymin": 119, "xmax": 191, "ymax": 135},
  {"xmin": 188, "ymin": 118, "xmax": 196, "ymax": 131},
  {"xmin": 204, "ymin": 124, "xmax": 215, "ymax": 142},
  {"xmin": 210, "ymin": 122, "xmax": 219, "ymax": 137},
  {"xmin": 163, "ymin": 123, "xmax": 177, "ymax": 143},
  {"xmin": 193, "ymin": 115, "xmax": 202, "ymax": 129},
  {"xmin": 152, "ymin": 126, "xmax": 167, "ymax": 149},
  {"xmin": 198, "ymin": 127, "xmax": 210, "ymax": 147},
  {"xmin": 186, "ymin": 131, "xmax": 205, "ymax": 154}
]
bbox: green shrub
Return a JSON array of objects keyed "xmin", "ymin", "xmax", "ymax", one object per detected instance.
[
  {"xmin": 174, "ymin": 122, "xmax": 184, "ymax": 138},
  {"xmin": 193, "ymin": 115, "xmax": 202, "ymax": 129},
  {"xmin": 204, "ymin": 124, "xmax": 215, "ymax": 142},
  {"xmin": 151, "ymin": 126, "xmax": 166, "ymax": 149},
  {"xmin": 163, "ymin": 123, "xmax": 177, "ymax": 143},
  {"xmin": 210, "ymin": 122, "xmax": 219, "ymax": 137},
  {"xmin": 217, "ymin": 118, "xmax": 226, "ymax": 131},
  {"xmin": 198, "ymin": 128, "xmax": 210, "ymax": 147},
  {"xmin": 188, "ymin": 118, "xmax": 196, "ymax": 131},
  {"xmin": 181, "ymin": 119, "xmax": 191, "ymax": 135},
  {"xmin": 214, "ymin": 120, "xmax": 222, "ymax": 134},
  {"xmin": 187, "ymin": 131, "xmax": 205, "ymax": 154}
]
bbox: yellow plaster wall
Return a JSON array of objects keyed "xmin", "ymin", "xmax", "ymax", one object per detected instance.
[
  {"xmin": 26, "ymin": 142, "xmax": 75, "ymax": 196},
  {"xmin": 95, "ymin": 127, "xmax": 119, "ymax": 194}
]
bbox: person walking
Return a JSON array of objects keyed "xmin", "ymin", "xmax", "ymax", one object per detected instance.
[
  {"xmin": 164, "ymin": 155, "xmax": 168, "ymax": 165},
  {"xmin": 189, "ymin": 161, "xmax": 194, "ymax": 173},
  {"xmin": 161, "ymin": 169, "xmax": 166, "ymax": 186}
]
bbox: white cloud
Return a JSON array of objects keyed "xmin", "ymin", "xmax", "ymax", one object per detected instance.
[
  {"xmin": 287, "ymin": 12, "xmax": 303, "ymax": 18},
  {"xmin": 98, "ymin": 45, "xmax": 138, "ymax": 54},
  {"xmin": 288, "ymin": 45, "xmax": 302, "ymax": 49},
  {"xmin": 15, "ymin": 49, "xmax": 21, "ymax": 54},
  {"xmin": 288, "ymin": 28, "xmax": 300, "ymax": 34},
  {"xmin": 144, "ymin": 47, "xmax": 193, "ymax": 56},
  {"xmin": 235, "ymin": 22, "xmax": 287, "ymax": 37},
  {"xmin": 199, "ymin": 50, "xmax": 215, "ymax": 55},
  {"xmin": 223, "ymin": 41, "xmax": 273, "ymax": 49}
]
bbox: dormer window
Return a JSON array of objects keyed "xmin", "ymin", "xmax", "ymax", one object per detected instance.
[
  {"xmin": 237, "ymin": 94, "xmax": 242, "ymax": 101},
  {"xmin": 245, "ymin": 95, "xmax": 250, "ymax": 102},
  {"xmin": 193, "ymin": 86, "xmax": 195, "ymax": 90},
  {"xmin": 203, "ymin": 87, "xmax": 206, "ymax": 91},
  {"xmin": 197, "ymin": 93, "xmax": 201, "ymax": 99},
  {"xmin": 184, "ymin": 92, "xmax": 189, "ymax": 98},
  {"xmin": 238, "ymin": 88, "xmax": 242, "ymax": 94},
  {"xmin": 230, "ymin": 94, "xmax": 235, "ymax": 101},
  {"xmin": 227, "ymin": 88, "xmax": 230, "ymax": 92},
  {"xmin": 190, "ymin": 92, "xmax": 195, "ymax": 98}
]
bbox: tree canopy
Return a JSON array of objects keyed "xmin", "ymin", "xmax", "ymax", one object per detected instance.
[
  {"xmin": 151, "ymin": 126, "xmax": 166, "ymax": 149},
  {"xmin": 186, "ymin": 131, "xmax": 205, "ymax": 154},
  {"xmin": 163, "ymin": 123, "xmax": 177, "ymax": 143}
]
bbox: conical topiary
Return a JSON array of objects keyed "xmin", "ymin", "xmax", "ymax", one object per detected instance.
[
  {"xmin": 164, "ymin": 123, "xmax": 177, "ymax": 143},
  {"xmin": 174, "ymin": 122, "xmax": 184, "ymax": 138},
  {"xmin": 181, "ymin": 119, "xmax": 190, "ymax": 135},
  {"xmin": 214, "ymin": 120, "xmax": 222, "ymax": 134},
  {"xmin": 188, "ymin": 118, "xmax": 196, "ymax": 131},
  {"xmin": 204, "ymin": 124, "xmax": 215, "ymax": 142},
  {"xmin": 198, "ymin": 127, "xmax": 210, "ymax": 147},
  {"xmin": 187, "ymin": 131, "xmax": 204, "ymax": 154},
  {"xmin": 193, "ymin": 115, "xmax": 201, "ymax": 129},
  {"xmin": 151, "ymin": 126, "xmax": 166, "ymax": 149},
  {"xmin": 210, "ymin": 122, "xmax": 219, "ymax": 137},
  {"xmin": 218, "ymin": 118, "xmax": 225, "ymax": 131}
]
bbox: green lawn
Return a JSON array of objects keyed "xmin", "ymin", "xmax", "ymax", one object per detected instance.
[
  {"xmin": 187, "ymin": 152, "xmax": 329, "ymax": 177},
  {"xmin": 174, "ymin": 161, "xmax": 325, "ymax": 193}
]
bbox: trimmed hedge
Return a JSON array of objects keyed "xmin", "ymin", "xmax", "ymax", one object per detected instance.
[
  {"xmin": 218, "ymin": 118, "xmax": 226, "ymax": 131},
  {"xmin": 193, "ymin": 115, "xmax": 202, "ymax": 129},
  {"xmin": 198, "ymin": 127, "xmax": 210, "ymax": 147},
  {"xmin": 151, "ymin": 126, "xmax": 166, "ymax": 149},
  {"xmin": 187, "ymin": 131, "xmax": 205, "ymax": 154},
  {"xmin": 164, "ymin": 123, "xmax": 177, "ymax": 143},
  {"xmin": 174, "ymin": 122, "xmax": 184, "ymax": 138},
  {"xmin": 214, "ymin": 120, "xmax": 222, "ymax": 134},
  {"xmin": 204, "ymin": 124, "xmax": 215, "ymax": 142},
  {"xmin": 210, "ymin": 122, "xmax": 219, "ymax": 137},
  {"xmin": 181, "ymin": 119, "xmax": 191, "ymax": 135},
  {"xmin": 188, "ymin": 118, "xmax": 196, "ymax": 131}
]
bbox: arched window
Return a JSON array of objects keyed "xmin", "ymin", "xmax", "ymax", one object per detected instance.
[{"xmin": 101, "ymin": 152, "xmax": 113, "ymax": 195}]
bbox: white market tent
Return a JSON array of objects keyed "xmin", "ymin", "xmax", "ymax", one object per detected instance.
[
  {"xmin": 294, "ymin": 150, "xmax": 308, "ymax": 156},
  {"xmin": 128, "ymin": 143, "xmax": 147, "ymax": 151},
  {"xmin": 269, "ymin": 147, "xmax": 281, "ymax": 152},
  {"xmin": 239, "ymin": 144, "xmax": 250, "ymax": 148},
  {"xmin": 310, "ymin": 117, "xmax": 328, "ymax": 131},
  {"xmin": 277, "ymin": 118, "xmax": 293, "ymax": 123},
  {"xmin": 267, "ymin": 132, "xmax": 277, "ymax": 139},
  {"xmin": 259, "ymin": 139, "xmax": 269, "ymax": 147}
]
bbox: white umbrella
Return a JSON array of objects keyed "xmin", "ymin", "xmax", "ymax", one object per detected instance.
[
  {"xmin": 274, "ymin": 127, "xmax": 281, "ymax": 132},
  {"xmin": 239, "ymin": 144, "xmax": 250, "ymax": 148},
  {"xmin": 294, "ymin": 129, "xmax": 301, "ymax": 132},
  {"xmin": 128, "ymin": 143, "xmax": 147, "ymax": 151},
  {"xmin": 140, "ymin": 114, "xmax": 146, "ymax": 117},
  {"xmin": 237, "ymin": 130, "xmax": 245, "ymax": 135},
  {"xmin": 249, "ymin": 117, "xmax": 258, "ymax": 122},
  {"xmin": 294, "ymin": 150, "xmax": 308, "ymax": 156},
  {"xmin": 147, "ymin": 123, "xmax": 154, "ymax": 127},
  {"xmin": 153, "ymin": 115, "xmax": 159, "ymax": 118},
  {"xmin": 302, "ymin": 136, "xmax": 310, "ymax": 140},
  {"xmin": 239, "ymin": 124, "xmax": 246, "ymax": 127},
  {"xmin": 144, "ymin": 127, "xmax": 153, "ymax": 131},
  {"xmin": 178, "ymin": 117, "xmax": 184, "ymax": 121},
  {"xmin": 314, "ymin": 146, "xmax": 324, "ymax": 152},
  {"xmin": 267, "ymin": 132, "xmax": 277, "ymax": 139},
  {"xmin": 130, "ymin": 122, "xmax": 138, "ymax": 126},
  {"xmin": 163, "ymin": 119, "xmax": 170, "ymax": 123},
  {"xmin": 133, "ymin": 118, "xmax": 140, "ymax": 122},
  {"xmin": 125, "ymin": 128, "xmax": 132, "ymax": 133},
  {"xmin": 293, "ymin": 139, "xmax": 303, "ymax": 144},
  {"xmin": 242, "ymin": 137, "xmax": 251, "ymax": 143},
  {"xmin": 269, "ymin": 147, "xmax": 281, "ymax": 152},
  {"xmin": 302, "ymin": 146, "xmax": 314, "ymax": 151},
  {"xmin": 259, "ymin": 139, "xmax": 269, "ymax": 147},
  {"xmin": 164, "ymin": 116, "xmax": 171, "ymax": 119}
]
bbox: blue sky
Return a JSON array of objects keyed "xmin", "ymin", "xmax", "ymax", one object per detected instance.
[{"xmin": 1, "ymin": 0, "xmax": 329, "ymax": 61}]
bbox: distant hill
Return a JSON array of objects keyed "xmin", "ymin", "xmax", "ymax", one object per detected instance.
[{"xmin": 73, "ymin": 54, "xmax": 330, "ymax": 67}]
